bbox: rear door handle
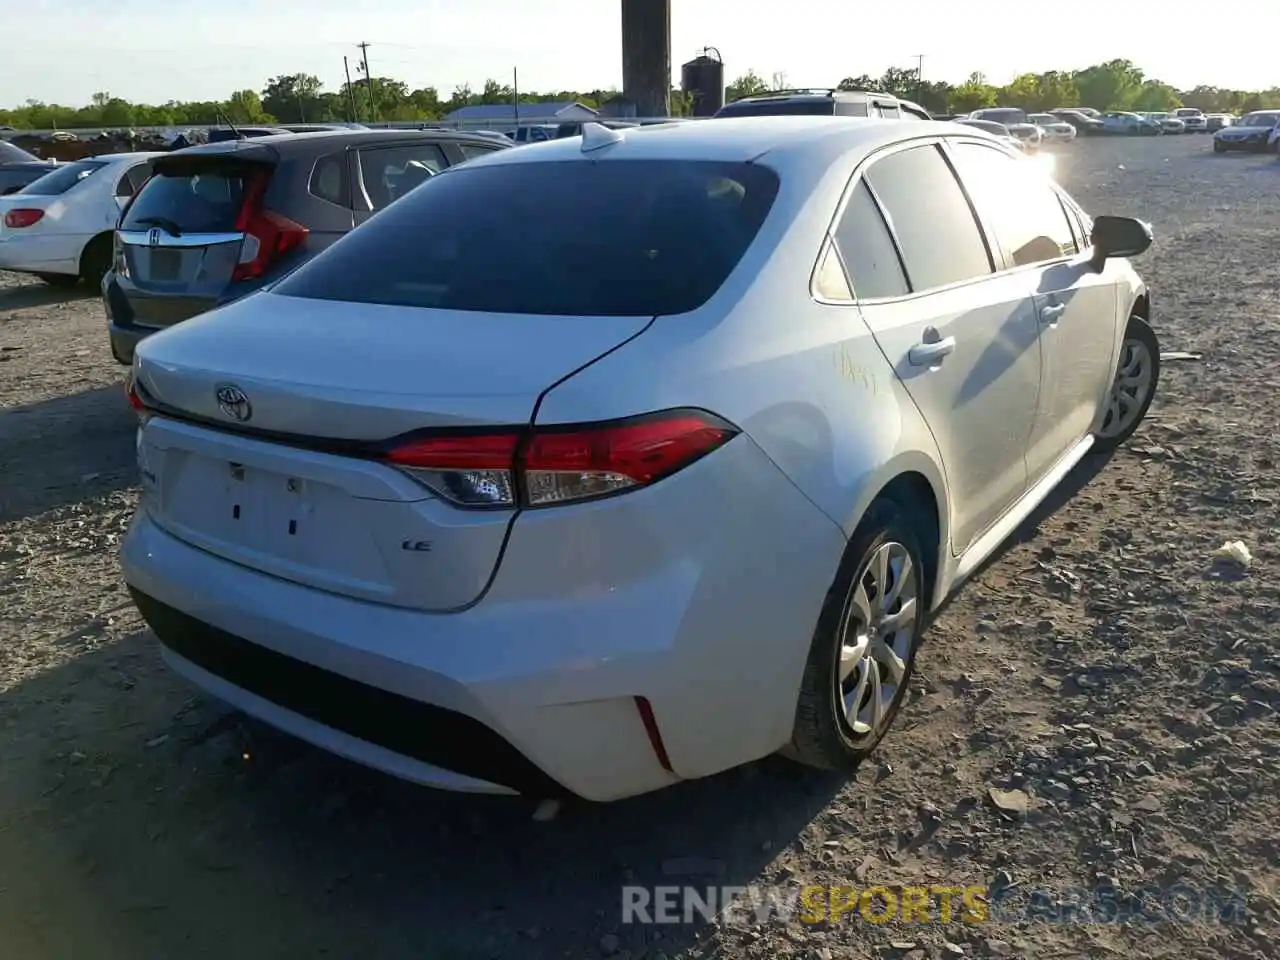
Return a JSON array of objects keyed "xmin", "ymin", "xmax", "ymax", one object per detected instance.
[
  {"xmin": 1040, "ymin": 302, "xmax": 1066, "ymax": 324},
  {"xmin": 908, "ymin": 336, "xmax": 957, "ymax": 366}
]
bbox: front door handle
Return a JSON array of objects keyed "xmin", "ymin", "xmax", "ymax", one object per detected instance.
[
  {"xmin": 908, "ymin": 335, "xmax": 957, "ymax": 366},
  {"xmin": 1040, "ymin": 302, "xmax": 1066, "ymax": 324}
]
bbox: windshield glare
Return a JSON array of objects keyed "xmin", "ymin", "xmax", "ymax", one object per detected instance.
[{"xmin": 1240, "ymin": 113, "xmax": 1279, "ymax": 127}]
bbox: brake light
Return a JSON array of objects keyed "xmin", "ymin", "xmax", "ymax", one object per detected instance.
[
  {"xmin": 383, "ymin": 410, "xmax": 738, "ymax": 508},
  {"xmin": 125, "ymin": 376, "xmax": 150, "ymax": 422},
  {"xmin": 231, "ymin": 171, "xmax": 308, "ymax": 281},
  {"xmin": 4, "ymin": 208, "xmax": 44, "ymax": 228}
]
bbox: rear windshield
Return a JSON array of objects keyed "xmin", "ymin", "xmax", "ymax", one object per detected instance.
[
  {"xmin": 17, "ymin": 160, "xmax": 107, "ymax": 196},
  {"xmin": 122, "ymin": 168, "xmax": 249, "ymax": 233},
  {"xmin": 274, "ymin": 159, "xmax": 780, "ymax": 317},
  {"xmin": 0, "ymin": 141, "xmax": 38, "ymax": 163},
  {"xmin": 715, "ymin": 100, "xmax": 834, "ymax": 117}
]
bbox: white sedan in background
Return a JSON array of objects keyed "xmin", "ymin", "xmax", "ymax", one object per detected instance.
[
  {"xmin": 0, "ymin": 151, "xmax": 160, "ymax": 287},
  {"xmin": 1027, "ymin": 114, "xmax": 1078, "ymax": 142}
]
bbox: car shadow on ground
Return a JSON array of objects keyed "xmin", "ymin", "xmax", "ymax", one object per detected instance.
[
  {"xmin": 0, "ymin": 280, "xmax": 95, "ymax": 313},
  {"xmin": 0, "ymin": 631, "xmax": 852, "ymax": 959},
  {"xmin": 0, "ymin": 383, "xmax": 136, "ymax": 522}
]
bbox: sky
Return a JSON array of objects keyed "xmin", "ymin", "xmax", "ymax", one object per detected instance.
[{"xmin": 4, "ymin": 0, "xmax": 1271, "ymax": 108}]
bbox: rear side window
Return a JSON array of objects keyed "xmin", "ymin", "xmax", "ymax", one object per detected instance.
[
  {"xmin": 832, "ymin": 180, "xmax": 909, "ymax": 300},
  {"xmin": 458, "ymin": 143, "xmax": 499, "ymax": 162},
  {"xmin": 863, "ymin": 144, "xmax": 992, "ymax": 292},
  {"xmin": 875, "ymin": 102, "xmax": 901, "ymax": 119},
  {"xmin": 122, "ymin": 167, "xmax": 249, "ymax": 233},
  {"xmin": 947, "ymin": 141, "xmax": 1077, "ymax": 267},
  {"xmin": 310, "ymin": 153, "xmax": 349, "ymax": 206},
  {"xmin": 834, "ymin": 101, "xmax": 870, "ymax": 117},
  {"xmin": 358, "ymin": 144, "xmax": 448, "ymax": 210},
  {"xmin": 17, "ymin": 160, "xmax": 107, "ymax": 196},
  {"xmin": 275, "ymin": 159, "xmax": 780, "ymax": 317},
  {"xmin": 0, "ymin": 141, "xmax": 38, "ymax": 163}
]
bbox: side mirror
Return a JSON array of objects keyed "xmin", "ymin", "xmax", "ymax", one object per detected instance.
[{"xmin": 1090, "ymin": 215, "xmax": 1152, "ymax": 267}]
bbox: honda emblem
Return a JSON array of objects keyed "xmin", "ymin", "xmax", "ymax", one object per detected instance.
[{"xmin": 148, "ymin": 228, "xmax": 160, "ymax": 247}]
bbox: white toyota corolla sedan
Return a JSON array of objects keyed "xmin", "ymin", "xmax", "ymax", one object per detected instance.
[{"xmin": 122, "ymin": 117, "xmax": 1158, "ymax": 802}]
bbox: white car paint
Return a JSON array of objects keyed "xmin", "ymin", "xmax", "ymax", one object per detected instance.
[
  {"xmin": 121, "ymin": 117, "xmax": 1150, "ymax": 801},
  {"xmin": 1027, "ymin": 115, "xmax": 1078, "ymax": 142},
  {"xmin": 0, "ymin": 152, "xmax": 161, "ymax": 278},
  {"xmin": 1173, "ymin": 108, "xmax": 1208, "ymax": 132}
]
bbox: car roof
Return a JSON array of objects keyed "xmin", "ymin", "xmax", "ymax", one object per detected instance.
[
  {"xmin": 450, "ymin": 116, "xmax": 947, "ymax": 170},
  {"xmin": 84, "ymin": 151, "xmax": 165, "ymax": 163},
  {"xmin": 170, "ymin": 128, "xmax": 503, "ymax": 159}
]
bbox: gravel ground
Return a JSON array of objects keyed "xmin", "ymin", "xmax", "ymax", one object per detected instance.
[{"xmin": 1, "ymin": 133, "xmax": 1277, "ymax": 960}]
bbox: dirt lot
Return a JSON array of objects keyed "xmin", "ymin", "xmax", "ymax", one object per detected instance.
[{"xmin": 1, "ymin": 133, "xmax": 1277, "ymax": 960}]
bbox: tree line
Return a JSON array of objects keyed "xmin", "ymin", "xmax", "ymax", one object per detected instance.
[{"xmin": 3, "ymin": 58, "xmax": 1278, "ymax": 130}]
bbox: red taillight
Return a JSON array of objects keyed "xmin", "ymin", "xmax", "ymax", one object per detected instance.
[
  {"xmin": 125, "ymin": 376, "xmax": 149, "ymax": 419},
  {"xmin": 4, "ymin": 208, "xmax": 44, "ymax": 228},
  {"xmin": 231, "ymin": 171, "xmax": 308, "ymax": 282},
  {"xmin": 383, "ymin": 410, "xmax": 738, "ymax": 509}
]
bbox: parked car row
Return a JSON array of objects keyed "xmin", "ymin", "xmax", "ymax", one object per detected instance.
[{"xmin": 118, "ymin": 114, "xmax": 1159, "ymax": 802}]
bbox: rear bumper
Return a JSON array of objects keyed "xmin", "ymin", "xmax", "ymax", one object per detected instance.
[
  {"xmin": 104, "ymin": 271, "xmax": 255, "ymax": 365},
  {"xmin": 0, "ymin": 232, "xmax": 87, "ymax": 275},
  {"xmin": 120, "ymin": 436, "xmax": 848, "ymax": 801}
]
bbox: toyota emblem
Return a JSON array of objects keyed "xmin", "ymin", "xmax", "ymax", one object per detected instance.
[{"xmin": 215, "ymin": 383, "xmax": 252, "ymax": 422}]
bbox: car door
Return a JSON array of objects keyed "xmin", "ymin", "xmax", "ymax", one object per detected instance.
[
  {"xmin": 352, "ymin": 141, "xmax": 450, "ymax": 225},
  {"xmin": 835, "ymin": 141, "xmax": 1043, "ymax": 555},
  {"xmin": 945, "ymin": 139, "xmax": 1120, "ymax": 485}
]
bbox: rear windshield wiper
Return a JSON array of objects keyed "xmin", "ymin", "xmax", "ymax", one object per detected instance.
[{"xmin": 133, "ymin": 216, "xmax": 183, "ymax": 237}]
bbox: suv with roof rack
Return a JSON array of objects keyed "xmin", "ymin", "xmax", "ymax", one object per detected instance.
[{"xmin": 713, "ymin": 88, "xmax": 932, "ymax": 121}]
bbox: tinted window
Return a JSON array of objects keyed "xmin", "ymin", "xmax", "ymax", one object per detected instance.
[
  {"xmin": 833, "ymin": 101, "xmax": 870, "ymax": 117},
  {"xmin": 122, "ymin": 168, "xmax": 247, "ymax": 233},
  {"xmin": 310, "ymin": 154, "xmax": 348, "ymax": 206},
  {"xmin": 813, "ymin": 242, "xmax": 853, "ymax": 301},
  {"xmin": 974, "ymin": 108, "xmax": 1026, "ymax": 126},
  {"xmin": 0, "ymin": 141, "xmax": 38, "ymax": 163},
  {"xmin": 276, "ymin": 159, "xmax": 780, "ymax": 317},
  {"xmin": 875, "ymin": 103, "xmax": 901, "ymax": 119},
  {"xmin": 833, "ymin": 180, "xmax": 909, "ymax": 299},
  {"xmin": 948, "ymin": 142, "xmax": 1076, "ymax": 267},
  {"xmin": 17, "ymin": 160, "xmax": 107, "ymax": 196},
  {"xmin": 458, "ymin": 143, "xmax": 499, "ymax": 162},
  {"xmin": 863, "ymin": 145, "xmax": 992, "ymax": 291},
  {"xmin": 716, "ymin": 100, "xmax": 834, "ymax": 117},
  {"xmin": 358, "ymin": 144, "xmax": 448, "ymax": 210}
]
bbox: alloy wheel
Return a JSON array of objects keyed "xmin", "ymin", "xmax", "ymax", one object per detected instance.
[
  {"xmin": 1098, "ymin": 333, "xmax": 1155, "ymax": 439},
  {"xmin": 836, "ymin": 540, "xmax": 918, "ymax": 741}
]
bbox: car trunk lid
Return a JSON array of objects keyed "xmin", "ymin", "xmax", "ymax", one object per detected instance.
[
  {"xmin": 116, "ymin": 148, "xmax": 286, "ymax": 328},
  {"xmin": 132, "ymin": 292, "xmax": 653, "ymax": 610}
]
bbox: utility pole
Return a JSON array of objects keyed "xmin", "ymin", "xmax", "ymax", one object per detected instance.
[
  {"xmin": 513, "ymin": 66, "xmax": 519, "ymax": 127},
  {"xmin": 343, "ymin": 56, "xmax": 358, "ymax": 122},
  {"xmin": 913, "ymin": 54, "xmax": 925, "ymax": 103},
  {"xmin": 358, "ymin": 42, "xmax": 376, "ymax": 122}
]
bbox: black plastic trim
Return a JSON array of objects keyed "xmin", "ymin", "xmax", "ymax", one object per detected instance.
[{"xmin": 130, "ymin": 587, "xmax": 572, "ymax": 798}]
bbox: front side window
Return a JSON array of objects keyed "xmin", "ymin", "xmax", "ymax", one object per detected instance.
[
  {"xmin": 274, "ymin": 159, "xmax": 780, "ymax": 317},
  {"xmin": 947, "ymin": 141, "xmax": 1077, "ymax": 268},
  {"xmin": 862, "ymin": 144, "xmax": 992, "ymax": 292}
]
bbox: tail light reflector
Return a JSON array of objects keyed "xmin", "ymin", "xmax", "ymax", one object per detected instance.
[
  {"xmin": 125, "ymin": 375, "xmax": 151, "ymax": 423},
  {"xmin": 4, "ymin": 208, "xmax": 44, "ymax": 228},
  {"xmin": 383, "ymin": 410, "xmax": 738, "ymax": 509},
  {"xmin": 231, "ymin": 170, "xmax": 308, "ymax": 282}
]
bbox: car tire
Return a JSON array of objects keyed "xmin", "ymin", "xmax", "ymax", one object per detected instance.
[
  {"xmin": 1213, "ymin": 142, "xmax": 1226, "ymax": 153},
  {"xmin": 1094, "ymin": 314, "xmax": 1160, "ymax": 453},
  {"xmin": 787, "ymin": 498, "xmax": 927, "ymax": 772},
  {"xmin": 79, "ymin": 234, "xmax": 113, "ymax": 285},
  {"xmin": 35, "ymin": 272, "xmax": 80, "ymax": 288}
]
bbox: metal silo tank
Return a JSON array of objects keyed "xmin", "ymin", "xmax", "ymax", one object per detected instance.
[{"xmin": 681, "ymin": 48, "xmax": 725, "ymax": 117}]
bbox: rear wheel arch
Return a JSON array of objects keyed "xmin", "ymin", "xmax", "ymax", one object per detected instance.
[
  {"xmin": 871, "ymin": 471, "xmax": 943, "ymax": 610},
  {"xmin": 79, "ymin": 231, "xmax": 114, "ymax": 283}
]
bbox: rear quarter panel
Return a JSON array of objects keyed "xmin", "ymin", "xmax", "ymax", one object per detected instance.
[{"xmin": 533, "ymin": 137, "xmax": 952, "ymax": 556}]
